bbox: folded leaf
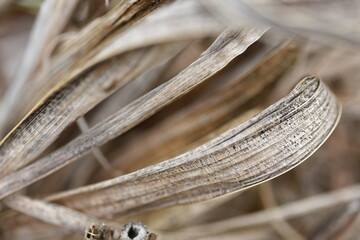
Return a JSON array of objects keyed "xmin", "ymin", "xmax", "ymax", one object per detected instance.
[{"xmin": 49, "ymin": 76, "xmax": 341, "ymax": 217}]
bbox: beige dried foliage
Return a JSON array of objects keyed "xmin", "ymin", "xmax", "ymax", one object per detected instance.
[
  {"xmin": 46, "ymin": 76, "xmax": 340, "ymax": 218},
  {"xmin": 1, "ymin": 0, "xmax": 358, "ymax": 240}
]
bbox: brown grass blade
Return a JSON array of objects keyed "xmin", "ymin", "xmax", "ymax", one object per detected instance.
[
  {"xmin": 169, "ymin": 184, "xmax": 360, "ymax": 239},
  {"xmin": 69, "ymin": 59, "xmax": 176, "ymax": 187},
  {"xmin": 203, "ymin": 0, "xmax": 360, "ymax": 46},
  {"xmin": 46, "ymin": 76, "xmax": 340, "ymax": 218},
  {"xmin": 41, "ymin": 0, "xmax": 174, "ymax": 84},
  {"xmin": 105, "ymin": 40, "xmax": 299, "ymax": 174},
  {"xmin": 0, "ymin": 42, "xmax": 185, "ymax": 178},
  {"xmin": 0, "ymin": 27, "xmax": 266, "ymax": 199},
  {"xmin": 0, "ymin": 0, "xmax": 79, "ymax": 134},
  {"xmin": 0, "ymin": 1, "xmax": 226, "ymax": 177},
  {"xmin": 309, "ymin": 200, "xmax": 360, "ymax": 240},
  {"xmin": 3, "ymin": 194, "xmax": 114, "ymax": 232},
  {"xmin": 19, "ymin": 0, "xmax": 223, "ymax": 116}
]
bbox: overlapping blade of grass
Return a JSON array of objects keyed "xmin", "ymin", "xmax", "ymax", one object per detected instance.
[
  {"xmin": 203, "ymin": 0, "xmax": 360, "ymax": 46},
  {"xmin": 3, "ymin": 194, "xmax": 116, "ymax": 232},
  {"xmin": 0, "ymin": 1, "xmax": 226, "ymax": 177},
  {"xmin": 16, "ymin": 0, "xmax": 224, "ymax": 119},
  {"xmin": 0, "ymin": 42, "xmax": 186, "ymax": 178},
  {"xmin": 104, "ymin": 40, "xmax": 299, "ymax": 174},
  {"xmin": 0, "ymin": 27, "xmax": 267, "ymax": 199},
  {"xmin": 40, "ymin": 76, "xmax": 340, "ymax": 218},
  {"xmin": 0, "ymin": 0, "xmax": 79, "ymax": 134}
]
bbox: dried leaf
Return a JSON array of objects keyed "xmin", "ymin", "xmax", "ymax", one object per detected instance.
[
  {"xmin": 0, "ymin": 43, "xmax": 185, "ymax": 177},
  {"xmin": 46, "ymin": 76, "xmax": 341, "ymax": 218}
]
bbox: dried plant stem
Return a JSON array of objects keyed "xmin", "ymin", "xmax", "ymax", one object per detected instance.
[
  {"xmin": 309, "ymin": 200, "xmax": 360, "ymax": 240},
  {"xmin": 76, "ymin": 117, "xmax": 122, "ymax": 175},
  {"xmin": 259, "ymin": 181, "xmax": 305, "ymax": 240},
  {"xmin": 172, "ymin": 184, "xmax": 360, "ymax": 238},
  {"xmin": 3, "ymin": 195, "xmax": 119, "ymax": 232}
]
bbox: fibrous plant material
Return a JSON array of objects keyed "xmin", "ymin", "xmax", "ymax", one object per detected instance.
[
  {"xmin": 1, "ymin": 0, "xmax": 356, "ymax": 239},
  {"xmin": 4, "ymin": 194, "xmax": 107, "ymax": 231},
  {"xmin": 0, "ymin": 27, "xmax": 267, "ymax": 199},
  {"xmin": 202, "ymin": 0, "xmax": 360, "ymax": 46},
  {"xmin": 45, "ymin": 76, "xmax": 340, "ymax": 218},
  {"xmin": 104, "ymin": 40, "xmax": 299, "ymax": 173},
  {"xmin": 0, "ymin": 43, "xmax": 185, "ymax": 178},
  {"xmin": 169, "ymin": 184, "xmax": 360, "ymax": 239},
  {"xmin": 0, "ymin": 75, "xmax": 341, "ymax": 238},
  {"xmin": 0, "ymin": 0, "xmax": 226, "ymax": 179},
  {"xmin": 0, "ymin": 0, "xmax": 79, "ymax": 134}
]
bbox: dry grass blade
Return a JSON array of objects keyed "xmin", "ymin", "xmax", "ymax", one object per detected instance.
[
  {"xmin": 0, "ymin": 42, "xmax": 184, "ymax": 178},
  {"xmin": 70, "ymin": 60, "xmax": 174, "ymax": 186},
  {"xmin": 92, "ymin": 0, "xmax": 224, "ymax": 64},
  {"xmin": 203, "ymin": 0, "xmax": 360, "ymax": 46},
  {"xmin": 15, "ymin": 0, "xmax": 223, "ymax": 119},
  {"xmin": 76, "ymin": 117, "xmax": 119, "ymax": 174},
  {"xmin": 0, "ymin": 27, "xmax": 266, "ymax": 199},
  {"xmin": 3, "ymin": 195, "xmax": 114, "ymax": 232},
  {"xmin": 0, "ymin": 0, "xmax": 225, "ymax": 178},
  {"xmin": 105, "ymin": 40, "xmax": 299, "ymax": 173},
  {"xmin": 171, "ymin": 184, "xmax": 360, "ymax": 239},
  {"xmin": 0, "ymin": 0, "xmax": 79, "ymax": 134},
  {"xmin": 44, "ymin": 76, "xmax": 340, "ymax": 218},
  {"xmin": 309, "ymin": 200, "xmax": 360, "ymax": 240},
  {"xmin": 163, "ymin": 228, "xmax": 276, "ymax": 240},
  {"xmin": 259, "ymin": 181, "xmax": 305, "ymax": 240},
  {"xmin": 1, "ymin": 0, "xmax": 358, "ymax": 239},
  {"xmin": 42, "ymin": 0, "xmax": 173, "ymax": 83}
]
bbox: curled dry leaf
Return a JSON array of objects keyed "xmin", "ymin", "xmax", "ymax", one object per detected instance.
[
  {"xmin": 45, "ymin": 76, "xmax": 341, "ymax": 218},
  {"xmin": 0, "ymin": 0, "xmax": 353, "ymax": 239}
]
